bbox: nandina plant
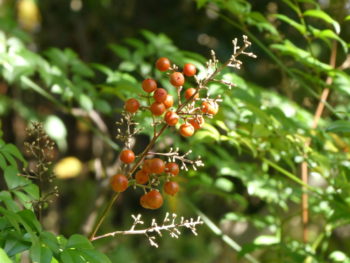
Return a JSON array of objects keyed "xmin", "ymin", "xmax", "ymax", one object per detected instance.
[{"xmin": 88, "ymin": 35, "xmax": 256, "ymax": 246}]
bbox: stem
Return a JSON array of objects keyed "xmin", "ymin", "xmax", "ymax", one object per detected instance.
[
  {"xmin": 300, "ymin": 41, "xmax": 337, "ymax": 243},
  {"xmin": 89, "ymin": 192, "xmax": 120, "ymax": 240}
]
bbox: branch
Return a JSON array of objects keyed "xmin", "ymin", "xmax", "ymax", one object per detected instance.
[{"xmin": 91, "ymin": 213, "xmax": 204, "ymax": 248}]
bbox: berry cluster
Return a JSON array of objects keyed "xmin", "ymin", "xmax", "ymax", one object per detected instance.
[
  {"xmin": 111, "ymin": 57, "xmax": 221, "ymax": 209},
  {"xmin": 110, "ymin": 36, "xmax": 256, "ymax": 210}
]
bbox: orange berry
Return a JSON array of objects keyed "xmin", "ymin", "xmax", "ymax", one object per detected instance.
[
  {"xmin": 163, "ymin": 94, "xmax": 174, "ymax": 108},
  {"xmin": 150, "ymin": 102, "xmax": 166, "ymax": 116},
  {"xmin": 142, "ymin": 78, "xmax": 157, "ymax": 93},
  {"xmin": 140, "ymin": 193, "xmax": 152, "ymax": 209},
  {"xmin": 124, "ymin": 98, "xmax": 140, "ymax": 113},
  {"xmin": 164, "ymin": 111, "xmax": 179, "ymax": 126},
  {"xmin": 153, "ymin": 88, "xmax": 168, "ymax": 103},
  {"xmin": 179, "ymin": 123, "xmax": 195, "ymax": 137},
  {"xmin": 120, "ymin": 149, "xmax": 135, "ymax": 164},
  {"xmin": 145, "ymin": 190, "xmax": 163, "ymax": 209},
  {"xmin": 165, "ymin": 162, "xmax": 179, "ymax": 176},
  {"xmin": 150, "ymin": 158, "xmax": 165, "ymax": 174},
  {"xmin": 164, "ymin": 181, "xmax": 179, "ymax": 196},
  {"xmin": 184, "ymin": 88, "xmax": 199, "ymax": 100},
  {"xmin": 169, "ymin": 72, "xmax": 185, "ymax": 87},
  {"xmin": 183, "ymin": 63, "xmax": 196, "ymax": 77},
  {"xmin": 142, "ymin": 159, "xmax": 152, "ymax": 174},
  {"xmin": 135, "ymin": 170, "xmax": 149, "ymax": 184},
  {"xmin": 201, "ymin": 101, "xmax": 219, "ymax": 115},
  {"xmin": 189, "ymin": 116, "xmax": 205, "ymax": 130},
  {"xmin": 156, "ymin": 57, "xmax": 171, "ymax": 71},
  {"xmin": 110, "ymin": 174, "xmax": 128, "ymax": 192}
]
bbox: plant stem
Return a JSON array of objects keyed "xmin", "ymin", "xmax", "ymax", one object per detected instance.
[
  {"xmin": 300, "ymin": 41, "xmax": 337, "ymax": 243},
  {"xmin": 89, "ymin": 192, "xmax": 120, "ymax": 240}
]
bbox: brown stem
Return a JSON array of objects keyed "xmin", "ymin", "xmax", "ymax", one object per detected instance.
[{"xmin": 301, "ymin": 41, "xmax": 337, "ymax": 243}]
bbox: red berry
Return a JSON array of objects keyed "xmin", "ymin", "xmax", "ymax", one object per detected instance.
[
  {"xmin": 142, "ymin": 159, "xmax": 152, "ymax": 174},
  {"xmin": 124, "ymin": 98, "xmax": 140, "ymax": 113},
  {"xmin": 156, "ymin": 57, "xmax": 171, "ymax": 71},
  {"xmin": 170, "ymin": 72, "xmax": 185, "ymax": 87},
  {"xmin": 140, "ymin": 194, "xmax": 152, "ymax": 209},
  {"xmin": 144, "ymin": 190, "xmax": 163, "ymax": 209},
  {"xmin": 150, "ymin": 158, "xmax": 165, "ymax": 174},
  {"xmin": 110, "ymin": 174, "xmax": 128, "ymax": 192},
  {"xmin": 179, "ymin": 123, "xmax": 195, "ymax": 137},
  {"xmin": 163, "ymin": 94, "xmax": 174, "ymax": 108},
  {"xmin": 164, "ymin": 181, "xmax": 179, "ymax": 196},
  {"xmin": 184, "ymin": 88, "xmax": 199, "ymax": 100},
  {"xmin": 142, "ymin": 78, "xmax": 157, "ymax": 93},
  {"xmin": 120, "ymin": 149, "xmax": 135, "ymax": 164},
  {"xmin": 201, "ymin": 101, "xmax": 219, "ymax": 115},
  {"xmin": 150, "ymin": 102, "xmax": 166, "ymax": 116},
  {"xmin": 189, "ymin": 116, "xmax": 205, "ymax": 130},
  {"xmin": 164, "ymin": 111, "xmax": 179, "ymax": 126},
  {"xmin": 135, "ymin": 170, "xmax": 149, "ymax": 185},
  {"xmin": 165, "ymin": 162, "xmax": 179, "ymax": 176},
  {"xmin": 183, "ymin": 63, "xmax": 196, "ymax": 77},
  {"xmin": 153, "ymin": 88, "xmax": 168, "ymax": 103}
]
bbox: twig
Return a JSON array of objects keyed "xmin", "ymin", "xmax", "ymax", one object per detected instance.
[
  {"xmin": 301, "ymin": 41, "xmax": 337, "ymax": 243},
  {"xmin": 91, "ymin": 213, "xmax": 203, "ymax": 248}
]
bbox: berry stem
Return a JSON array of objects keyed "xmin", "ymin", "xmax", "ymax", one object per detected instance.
[{"xmin": 89, "ymin": 192, "xmax": 120, "ymax": 240}]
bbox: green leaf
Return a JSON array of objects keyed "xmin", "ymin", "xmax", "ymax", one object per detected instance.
[
  {"xmin": 0, "ymin": 248, "xmax": 12, "ymax": 263},
  {"xmin": 1, "ymin": 144, "xmax": 27, "ymax": 165},
  {"xmin": 40, "ymin": 232, "xmax": 60, "ymax": 254},
  {"xmin": 326, "ymin": 120, "xmax": 350, "ymax": 133},
  {"xmin": 254, "ymin": 235, "xmax": 279, "ymax": 245},
  {"xmin": 78, "ymin": 94, "xmax": 93, "ymax": 112},
  {"xmin": 18, "ymin": 210, "xmax": 42, "ymax": 233},
  {"xmin": 0, "ymin": 191, "xmax": 20, "ymax": 212},
  {"xmin": 315, "ymin": 29, "xmax": 348, "ymax": 53},
  {"xmin": 274, "ymin": 14, "xmax": 306, "ymax": 35},
  {"xmin": 303, "ymin": 9, "xmax": 340, "ymax": 34},
  {"xmin": 30, "ymin": 242, "xmax": 53, "ymax": 263},
  {"xmin": 109, "ymin": 44, "xmax": 130, "ymax": 60},
  {"xmin": 4, "ymin": 166, "xmax": 28, "ymax": 190},
  {"xmin": 67, "ymin": 235, "xmax": 93, "ymax": 250}
]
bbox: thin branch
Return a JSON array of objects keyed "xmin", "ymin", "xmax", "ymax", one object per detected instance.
[{"xmin": 301, "ymin": 41, "xmax": 337, "ymax": 243}]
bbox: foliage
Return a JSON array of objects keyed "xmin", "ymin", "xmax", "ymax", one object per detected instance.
[{"xmin": 0, "ymin": 0, "xmax": 350, "ymax": 262}]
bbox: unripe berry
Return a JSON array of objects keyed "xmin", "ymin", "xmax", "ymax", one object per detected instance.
[
  {"xmin": 169, "ymin": 72, "xmax": 185, "ymax": 87},
  {"xmin": 164, "ymin": 181, "xmax": 179, "ymax": 196},
  {"xmin": 150, "ymin": 102, "xmax": 166, "ymax": 116},
  {"xmin": 164, "ymin": 111, "xmax": 179, "ymax": 126},
  {"xmin": 179, "ymin": 123, "xmax": 195, "ymax": 137},
  {"xmin": 184, "ymin": 88, "xmax": 199, "ymax": 100},
  {"xmin": 156, "ymin": 57, "xmax": 171, "ymax": 71},
  {"xmin": 135, "ymin": 170, "xmax": 149, "ymax": 185},
  {"xmin": 120, "ymin": 149, "xmax": 135, "ymax": 164},
  {"xmin": 110, "ymin": 174, "xmax": 128, "ymax": 192},
  {"xmin": 150, "ymin": 158, "xmax": 165, "ymax": 174},
  {"xmin": 124, "ymin": 98, "xmax": 140, "ymax": 113},
  {"xmin": 163, "ymin": 94, "xmax": 174, "ymax": 108},
  {"xmin": 183, "ymin": 63, "xmax": 196, "ymax": 77},
  {"xmin": 142, "ymin": 78, "xmax": 157, "ymax": 93},
  {"xmin": 153, "ymin": 88, "xmax": 168, "ymax": 103},
  {"xmin": 165, "ymin": 162, "xmax": 179, "ymax": 176}
]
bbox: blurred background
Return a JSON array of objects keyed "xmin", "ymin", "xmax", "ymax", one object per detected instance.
[{"xmin": 1, "ymin": 0, "xmax": 350, "ymax": 262}]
